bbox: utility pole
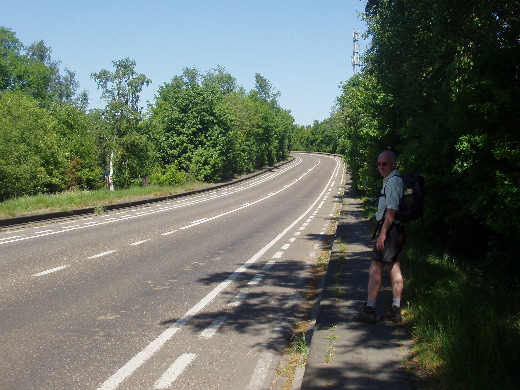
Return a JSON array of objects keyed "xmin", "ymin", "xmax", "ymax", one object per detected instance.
[{"xmin": 351, "ymin": 29, "xmax": 360, "ymax": 74}]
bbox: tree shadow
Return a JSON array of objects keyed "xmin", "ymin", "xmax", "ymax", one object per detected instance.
[{"xmin": 156, "ymin": 257, "xmax": 316, "ymax": 354}]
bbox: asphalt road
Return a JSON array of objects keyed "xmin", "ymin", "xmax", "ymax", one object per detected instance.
[{"xmin": 0, "ymin": 152, "xmax": 345, "ymax": 390}]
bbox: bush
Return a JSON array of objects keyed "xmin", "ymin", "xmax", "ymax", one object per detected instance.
[{"xmin": 150, "ymin": 164, "xmax": 188, "ymax": 186}]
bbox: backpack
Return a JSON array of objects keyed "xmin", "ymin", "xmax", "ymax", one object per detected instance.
[{"xmin": 394, "ymin": 173, "xmax": 426, "ymax": 223}]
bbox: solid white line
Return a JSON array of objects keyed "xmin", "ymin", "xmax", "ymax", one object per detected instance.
[
  {"xmin": 88, "ymin": 250, "xmax": 116, "ymax": 259},
  {"xmin": 200, "ymin": 315, "xmax": 227, "ymax": 339},
  {"xmin": 96, "ymin": 156, "xmax": 341, "ymax": 390},
  {"xmin": 154, "ymin": 353, "xmax": 197, "ymax": 389},
  {"xmin": 33, "ymin": 265, "xmax": 70, "ymax": 277}
]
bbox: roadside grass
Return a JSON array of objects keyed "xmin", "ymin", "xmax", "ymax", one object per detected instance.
[
  {"xmin": 0, "ymin": 181, "xmax": 205, "ymax": 219},
  {"xmin": 403, "ymin": 234, "xmax": 520, "ymax": 390}
]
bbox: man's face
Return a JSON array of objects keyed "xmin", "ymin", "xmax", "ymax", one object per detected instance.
[{"xmin": 377, "ymin": 153, "xmax": 396, "ymax": 178}]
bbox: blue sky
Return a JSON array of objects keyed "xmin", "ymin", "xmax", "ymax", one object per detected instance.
[{"xmin": 2, "ymin": 0, "xmax": 368, "ymax": 126}]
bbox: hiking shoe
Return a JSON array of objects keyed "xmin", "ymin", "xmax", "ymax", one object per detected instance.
[
  {"xmin": 353, "ymin": 303, "xmax": 377, "ymax": 323},
  {"xmin": 383, "ymin": 305, "xmax": 402, "ymax": 323}
]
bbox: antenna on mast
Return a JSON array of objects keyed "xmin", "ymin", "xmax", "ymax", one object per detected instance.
[{"xmin": 351, "ymin": 29, "xmax": 360, "ymax": 74}]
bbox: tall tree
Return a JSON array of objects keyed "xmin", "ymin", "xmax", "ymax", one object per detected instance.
[{"xmin": 91, "ymin": 58, "xmax": 151, "ymax": 189}]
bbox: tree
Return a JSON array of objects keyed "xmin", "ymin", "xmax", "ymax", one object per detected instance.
[
  {"xmin": 91, "ymin": 58, "xmax": 151, "ymax": 189},
  {"xmin": 0, "ymin": 91, "xmax": 66, "ymax": 199},
  {"xmin": 252, "ymin": 73, "xmax": 280, "ymax": 106},
  {"xmin": 351, "ymin": 0, "xmax": 520, "ymax": 279}
]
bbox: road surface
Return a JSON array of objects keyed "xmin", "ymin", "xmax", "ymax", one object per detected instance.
[{"xmin": 0, "ymin": 152, "xmax": 345, "ymax": 390}]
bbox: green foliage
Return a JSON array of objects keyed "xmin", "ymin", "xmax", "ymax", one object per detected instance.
[
  {"xmin": 149, "ymin": 67, "xmax": 293, "ymax": 182},
  {"xmin": 1, "ymin": 27, "xmax": 294, "ymax": 203},
  {"xmin": 91, "ymin": 58, "xmax": 152, "ymax": 190},
  {"xmin": 404, "ymin": 237, "xmax": 519, "ymax": 389},
  {"xmin": 291, "ymin": 117, "xmax": 339, "ymax": 154},
  {"xmin": 51, "ymin": 103, "xmax": 103, "ymax": 190},
  {"xmin": 1, "ymin": 27, "xmax": 85, "ymax": 105},
  {"xmin": 335, "ymin": 0, "xmax": 519, "ymax": 283},
  {"xmin": 112, "ymin": 131, "xmax": 155, "ymax": 188},
  {"xmin": 150, "ymin": 164, "xmax": 188, "ymax": 186},
  {"xmin": 0, "ymin": 91, "xmax": 66, "ymax": 199}
]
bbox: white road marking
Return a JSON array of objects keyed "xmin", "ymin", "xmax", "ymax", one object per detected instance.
[
  {"xmin": 153, "ymin": 353, "xmax": 197, "ymax": 389},
  {"xmin": 246, "ymin": 352, "xmax": 273, "ymax": 390},
  {"xmin": 262, "ymin": 261, "xmax": 275, "ymax": 270},
  {"xmin": 33, "ymin": 265, "xmax": 70, "ymax": 277},
  {"xmin": 0, "ymin": 159, "xmax": 305, "ymax": 247},
  {"xmin": 34, "ymin": 229, "xmax": 54, "ymax": 235},
  {"xmin": 248, "ymin": 274, "xmax": 265, "ymax": 285},
  {"xmin": 229, "ymin": 292, "xmax": 248, "ymax": 307},
  {"xmin": 88, "ymin": 250, "xmax": 116, "ymax": 259},
  {"xmin": 273, "ymin": 251, "xmax": 284, "ymax": 259},
  {"xmin": 200, "ymin": 315, "xmax": 228, "ymax": 339},
  {"xmin": 130, "ymin": 240, "xmax": 150, "ymax": 246},
  {"xmin": 0, "ymin": 235, "xmax": 21, "ymax": 241},
  {"xmin": 96, "ymin": 156, "xmax": 341, "ymax": 390}
]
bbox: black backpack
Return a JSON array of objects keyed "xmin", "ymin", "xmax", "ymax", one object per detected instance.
[{"xmin": 394, "ymin": 173, "xmax": 426, "ymax": 223}]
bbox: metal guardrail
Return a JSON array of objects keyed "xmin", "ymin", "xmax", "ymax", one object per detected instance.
[{"xmin": 0, "ymin": 158, "xmax": 294, "ymax": 228}]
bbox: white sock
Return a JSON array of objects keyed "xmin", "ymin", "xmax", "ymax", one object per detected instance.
[
  {"xmin": 392, "ymin": 298, "xmax": 401, "ymax": 308},
  {"xmin": 367, "ymin": 300, "xmax": 376, "ymax": 308}
]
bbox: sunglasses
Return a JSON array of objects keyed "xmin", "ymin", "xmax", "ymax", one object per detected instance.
[{"xmin": 377, "ymin": 162, "xmax": 390, "ymax": 167}]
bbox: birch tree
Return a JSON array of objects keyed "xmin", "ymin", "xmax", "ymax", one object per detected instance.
[{"xmin": 91, "ymin": 58, "xmax": 151, "ymax": 190}]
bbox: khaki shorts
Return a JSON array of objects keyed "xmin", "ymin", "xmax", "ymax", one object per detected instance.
[{"xmin": 372, "ymin": 223, "xmax": 406, "ymax": 263}]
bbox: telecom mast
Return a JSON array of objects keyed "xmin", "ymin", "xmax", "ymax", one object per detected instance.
[{"xmin": 351, "ymin": 29, "xmax": 360, "ymax": 74}]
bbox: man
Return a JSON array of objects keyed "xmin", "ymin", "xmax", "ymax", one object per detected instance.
[{"xmin": 354, "ymin": 150, "xmax": 405, "ymax": 323}]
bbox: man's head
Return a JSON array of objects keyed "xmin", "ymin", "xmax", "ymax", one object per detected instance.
[{"xmin": 377, "ymin": 151, "xmax": 397, "ymax": 178}]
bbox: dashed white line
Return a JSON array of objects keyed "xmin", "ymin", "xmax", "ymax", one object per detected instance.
[
  {"xmin": 248, "ymin": 274, "xmax": 265, "ymax": 285},
  {"xmin": 229, "ymin": 292, "xmax": 249, "ymax": 307},
  {"xmin": 130, "ymin": 240, "xmax": 150, "ymax": 246},
  {"xmin": 33, "ymin": 265, "xmax": 70, "ymax": 277},
  {"xmin": 200, "ymin": 315, "xmax": 228, "ymax": 339},
  {"xmin": 272, "ymin": 251, "xmax": 284, "ymax": 259},
  {"xmin": 88, "ymin": 250, "xmax": 117, "ymax": 259},
  {"xmin": 34, "ymin": 229, "xmax": 54, "ymax": 235},
  {"xmin": 96, "ymin": 156, "xmax": 340, "ymax": 390},
  {"xmin": 154, "ymin": 353, "xmax": 197, "ymax": 389},
  {"xmin": 263, "ymin": 261, "xmax": 275, "ymax": 270},
  {"xmin": 0, "ymin": 235, "xmax": 21, "ymax": 241}
]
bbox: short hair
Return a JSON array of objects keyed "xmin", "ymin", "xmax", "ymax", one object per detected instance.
[{"xmin": 379, "ymin": 150, "xmax": 397, "ymax": 162}]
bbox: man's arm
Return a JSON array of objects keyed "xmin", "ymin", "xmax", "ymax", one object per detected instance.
[{"xmin": 376, "ymin": 208, "xmax": 397, "ymax": 251}]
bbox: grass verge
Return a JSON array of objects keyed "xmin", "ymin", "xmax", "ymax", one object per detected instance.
[
  {"xmin": 0, "ymin": 182, "xmax": 205, "ymax": 219},
  {"xmin": 402, "ymin": 234, "xmax": 520, "ymax": 390}
]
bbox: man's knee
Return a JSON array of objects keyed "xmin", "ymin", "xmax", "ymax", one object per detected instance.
[{"xmin": 369, "ymin": 261, "xmax": 384, "ymax": 276}]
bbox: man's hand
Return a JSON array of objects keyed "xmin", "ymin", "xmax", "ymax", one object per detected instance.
[
  {"xmin": 376, "ymin": 232, "xmax": 386, "ymax": 251},
  {"xmin": 377, "ymin": 208, "xmax": 397, "ymax": 251}
]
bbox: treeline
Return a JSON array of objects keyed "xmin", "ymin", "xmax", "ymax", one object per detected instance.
[
  {"xmin": 0, "ymin": 27, "xmax": 293, "ymax": 201},
  {"xmin": 296, "ymin": 0, "xmax": 519, "ymax": 283}
]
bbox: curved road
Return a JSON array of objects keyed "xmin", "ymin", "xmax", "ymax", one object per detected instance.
[{"xmin": 0, "ymin": 152, "xmax": 345, "ymax": 390}]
